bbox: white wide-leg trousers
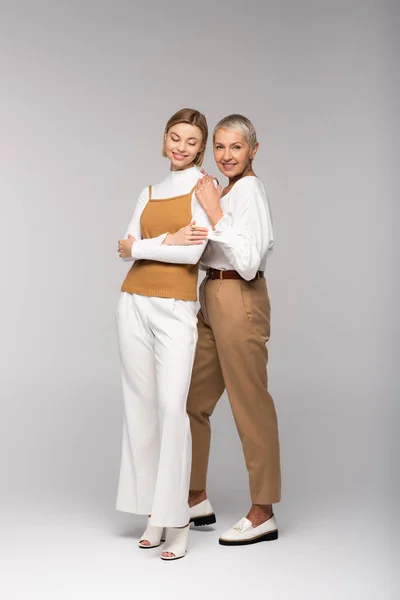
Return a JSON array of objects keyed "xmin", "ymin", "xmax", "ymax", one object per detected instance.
[{"xmin": 116, "ymin": 292, "xmax": 198, "ymax": 527}]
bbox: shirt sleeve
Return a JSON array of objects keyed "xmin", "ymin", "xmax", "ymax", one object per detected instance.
[
  {"xmin": 207, "ymin": 180, "xmax": 274, "ymax": 280},
  {"xmin": 121, "ymin": 187, "xmax": 150, "ymax": 262},
  {"xmin": 130, "ymin": 192, "xmax": 210, "ymax": 265}
]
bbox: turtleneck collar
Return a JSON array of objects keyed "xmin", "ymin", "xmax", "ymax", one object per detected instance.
[{"xmin": 165, "ymin": 166, "xmax": 200, "ymax": 182}]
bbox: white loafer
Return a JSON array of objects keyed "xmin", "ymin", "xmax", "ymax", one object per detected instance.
[
  {"xmin": 138, "ymin": 518, "xmax": 166, "ymax": 549},
  {"xmin": 219, "ymin": 514, "xmax": 278, "ymax": 546},
  {"xmin": 189, "ymin": 499, "xmax": 216, "ymax": 527},
  {"xmin": 160, "ymin": 524, "xmax": 190, "ymax": 561}
]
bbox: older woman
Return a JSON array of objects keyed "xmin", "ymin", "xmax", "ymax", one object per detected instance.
[{"xmin": 186, "ymin": 114, "xmax": 281, "ymax": 546}]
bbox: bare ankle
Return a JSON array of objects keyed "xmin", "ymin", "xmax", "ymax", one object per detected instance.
[
  {"xmin": 246, "ymin": 504, "xmax": 273, "ymax": 525},
  {"xmin": 255, "ymin": 504, "xmax": 273, "ymax": 515},
  {"xmin": 188, "ymin": 489, "xmax": 207, "ymax": 507}
]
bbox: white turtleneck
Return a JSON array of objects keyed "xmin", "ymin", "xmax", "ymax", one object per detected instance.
[{"xmin": 123, "ymin": 167, "xmax": 210, "ymax": 265}]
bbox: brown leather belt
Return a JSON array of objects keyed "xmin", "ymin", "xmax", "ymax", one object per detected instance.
[{"xmin": 206, "ymin": 268, "xmax": 264, "ymax": 281}]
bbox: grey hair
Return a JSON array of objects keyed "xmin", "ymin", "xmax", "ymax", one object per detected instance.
[{"xmin": 213, "ymin": 114, "xmax": 258, "ymax": 149}]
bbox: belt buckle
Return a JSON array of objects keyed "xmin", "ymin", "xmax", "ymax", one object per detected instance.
[{"xmin": 219, "ymin": 271, "xmax": 223, "ymax": 280}]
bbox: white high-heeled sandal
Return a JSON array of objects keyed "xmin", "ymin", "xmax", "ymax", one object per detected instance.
[
  {"xmin": 138, "ymin": 518, "xmax": 166, "ymax": 549},
  {"xmin": 160, "ymin": 524, "xmax": 190, "ymax": 561}
]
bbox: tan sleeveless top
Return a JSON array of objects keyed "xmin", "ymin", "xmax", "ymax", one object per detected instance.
[{"xmin": 121, "ymin": 185, "xmax": 200, "ymax": 301}]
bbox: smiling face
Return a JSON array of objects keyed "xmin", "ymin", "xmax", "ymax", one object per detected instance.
[
  {"xmin": 164, "ymin": 122, "xmax": 204, "ymax": 171},
  {"xmin": 213, "ymin": 127, "xmax": 258, "ymax": 179}
]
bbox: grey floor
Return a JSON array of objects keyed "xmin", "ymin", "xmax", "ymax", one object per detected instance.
[{"xmin": 1, "ymin": 496, "xmax": 396, "ymax": 600}]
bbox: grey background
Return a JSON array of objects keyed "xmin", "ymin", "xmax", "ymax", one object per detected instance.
[{"xmin": 0, "ymin": 0, "xmax": 398, "ymax": 598}]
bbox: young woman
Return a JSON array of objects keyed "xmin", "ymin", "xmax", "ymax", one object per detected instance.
[
  {"xmin": 116, "ymin": 108, "xmax": 210, "ymax": 560},
  {"xmin": 185, "ymin": 114, "xmax": 282, "ymax": 546}
]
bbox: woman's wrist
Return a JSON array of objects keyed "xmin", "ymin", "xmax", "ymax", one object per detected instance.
[
  {"xmin": 208, "ymin": 208, "xmax": 224, "ymax": 228},
  {"xmin": 162, "ymin": 233, "xmax": 174, "ymax": 245}
]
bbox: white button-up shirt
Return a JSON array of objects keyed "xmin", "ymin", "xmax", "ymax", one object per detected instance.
[{"xmin": 201, "ymin": 176, "xmax": 274, "ymax": 280}]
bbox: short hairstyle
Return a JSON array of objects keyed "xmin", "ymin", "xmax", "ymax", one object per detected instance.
[
  {"xmin": 162, "ymin": 108, "xmax": 208, "ymax": 167},
  {"xmin": 213, "ymin": 114, "xmax": 258, "ymax": 149}
]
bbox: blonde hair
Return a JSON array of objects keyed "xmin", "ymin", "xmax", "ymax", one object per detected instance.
[
  {"xmin": 213, "ymin": 114, "xmax": 258, "ymax": 149},
  {"xmin": 162, "ymin": 108, "xmax": 208, "ymax": 166}
]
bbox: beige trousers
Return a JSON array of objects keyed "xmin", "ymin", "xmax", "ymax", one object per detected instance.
[{"xmin": 187, "ymin": 277, "xmax": 281, "ymax": 504}]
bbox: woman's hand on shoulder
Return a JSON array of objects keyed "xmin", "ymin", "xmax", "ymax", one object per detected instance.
[
  {"xmin": 200, "ymin": 169, "xmax": 220, "ymax": 187},
  {"xmin": 118, "ymin": 234, "xmax": 136, "ymax": 258},
  {"xmin": 195, "ymin": 174, "xmax": 223, "ymax": 204},
  {"xmin": 163, "ymin": 221, "xmax": 209, "ymax": 246},
  {"xmin": 195, "ymin": 175, "xmax": 223, "ymax": 226}
]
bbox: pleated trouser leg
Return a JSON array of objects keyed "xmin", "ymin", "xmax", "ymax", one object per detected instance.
[{"xmin": 116, "ymin": 292, "xmax": 197, "ymax": 527}]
